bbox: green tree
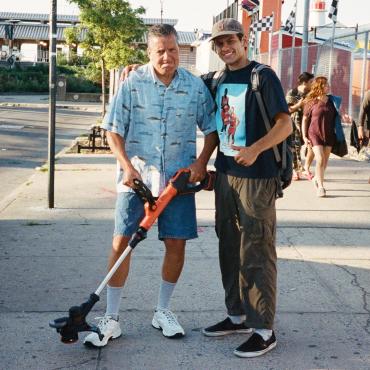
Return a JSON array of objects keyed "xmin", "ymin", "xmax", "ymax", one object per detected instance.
[
  {"xmin": 70, "ymin": 0, "xmax": 147, "ymax": 115},
  {"xmin": 64, "ymin": 27, "xmax": 79, "ymax": 61}
]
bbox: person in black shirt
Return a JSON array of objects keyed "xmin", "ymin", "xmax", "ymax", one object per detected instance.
[
  {"xmin": 358, "ymin": 90, "xmax": 370, "ymax": 142},
  {"xmin": 201, "ymin": 18, "xmax": 292, "ymax": 358},
  {"xmin": 286, "ymin": 72, "xmax": 314, "ymax": 180}
]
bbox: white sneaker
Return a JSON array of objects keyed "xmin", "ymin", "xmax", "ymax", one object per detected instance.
[
  {"xmin": 317, "ymin": 187, "xmax": 326, "ymax": 197},
  {"xmin": 152, "ymin": 309, "xmax": 185, "ymax": 338},
  {"xmin": 83, "ymin": 316, "xmax": 122, "ymax": 347}
]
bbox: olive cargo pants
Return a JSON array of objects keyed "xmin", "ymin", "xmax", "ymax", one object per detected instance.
[{"xmin": 215, "ymin": 172, "xmax": 278, "ymax": 330}]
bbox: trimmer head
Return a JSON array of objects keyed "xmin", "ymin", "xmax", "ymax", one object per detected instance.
[{"xmin": 49, "ymin": 293, "xmax": 102, "ymax": 344}]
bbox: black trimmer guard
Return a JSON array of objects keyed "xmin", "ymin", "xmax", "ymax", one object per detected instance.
[{"xmin": 49, "ymin": 293, "xmax": 102, "ymax": 344}]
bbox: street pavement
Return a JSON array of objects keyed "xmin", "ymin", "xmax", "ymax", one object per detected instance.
[
  {"xmin": 0, "ymin": 97, "xmax": 370, "ymax": 370},
  {"xmin": 0, "ymin": 105, "xmax": 101, "ymax": 203}
]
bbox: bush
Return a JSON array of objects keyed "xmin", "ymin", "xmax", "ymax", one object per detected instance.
[{"xmin": 0, "ymin": 62, "xmax": 104, "ymax": 93}]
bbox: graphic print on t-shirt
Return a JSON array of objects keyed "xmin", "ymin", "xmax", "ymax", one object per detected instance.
[{"xmin": 216, "ymin": 83, "xmax": 247, "ymax": 156}]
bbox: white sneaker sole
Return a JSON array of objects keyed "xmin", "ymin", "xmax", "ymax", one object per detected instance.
[
  {"xmin": 83, "ymin": 328, "xmax": 122, "ymax": 348},
  {"xmin": 151, "ymin": 317, "xmax": 185, "ymax": 338},
  {"xmin": 202, "ymin": 328, "xmax": 252, "ymax": 337},
  {"xmin": 233, "ymin": 340, "xmax": 277, "ymax": 358}
]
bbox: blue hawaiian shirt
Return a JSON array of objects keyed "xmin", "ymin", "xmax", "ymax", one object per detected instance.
[{"xmin": 102, "ymin": 64, "xmax": 216, "ymax": 195}]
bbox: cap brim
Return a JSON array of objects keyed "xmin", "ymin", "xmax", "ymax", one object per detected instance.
[{"xmin": 209, "ymin": 30, "xmax": 243, "ymax": 42}]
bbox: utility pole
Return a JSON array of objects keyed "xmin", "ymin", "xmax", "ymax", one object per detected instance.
[
  {"xmin": 48, "ymin": 0, "xmax": 57, "ymax": 208},
  {"xmin": 301, "ymin": 0, "xmax": 310, "ymax": 73},
  {"xmin": 160, "ymin": 0, "xmax": 164, "ymax": 23}
]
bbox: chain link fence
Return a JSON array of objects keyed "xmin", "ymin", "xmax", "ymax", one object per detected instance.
[{"xmin": 254, "ymin": 29, "xmax": 370, "ymax": 121}]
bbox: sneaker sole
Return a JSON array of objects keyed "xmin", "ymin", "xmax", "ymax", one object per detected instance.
[
  {"xmin": 83, "ymin": 331, "xmax": 122, "ymax": 348},
  {"xmin": 233, "ymin": 340, "xmax": 277, "ymax": 358},
  {"xmin": 202, "ymin": 328, "xmax": 252, "ymax": 337},
  {"xmin": 152, "ymin": 319, "xmax": 185, "ymax": 339}
]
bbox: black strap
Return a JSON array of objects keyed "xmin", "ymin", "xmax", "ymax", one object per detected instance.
[
  {"xmin": 210, "ymin": 68, "xmax": 227, "ymax": 99},
  {"xmin": 251, "ymin": 64, "xmax": 285, "ymax": 166}
]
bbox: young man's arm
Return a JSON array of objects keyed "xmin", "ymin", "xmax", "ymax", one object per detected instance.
[
  {"xmin": 188, "ymin": 132, "xmax": 219, "ymax": 182},
  {"xmin": 232, "ymin": 68, "xmax": 292, "ymax": 166},
  {"xmin": 188, "ymin": 80, "xmax": 219, "ymax": 182},
  {"xmin": 232, "ymin": 112, "xmax": 292, "ymax": 166}
]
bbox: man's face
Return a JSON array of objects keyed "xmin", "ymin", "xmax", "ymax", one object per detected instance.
[
  {"xmin": 213, "ymin": 34, "xmax": 246, "ymax": 68},
  {"xmin": 303, "ymin": 78, "xmax": 314, "ymax": 93},
  {"xmin": 147, "ymin": 34, "xmax": 179, "ymax": 77}
]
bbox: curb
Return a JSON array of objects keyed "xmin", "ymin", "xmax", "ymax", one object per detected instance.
[{"xmin": 0, "ymin": 102, "xmax": 101, "ymax": 112}]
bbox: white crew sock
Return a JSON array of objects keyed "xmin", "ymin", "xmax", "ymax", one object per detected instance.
[
  {"xmin": 228, "ymin": 315, "xmax": 246, "ymax": 324},
  {"xmin": 157, "ymin": 280, "xmax": 176, "ymax": 310},
  {"xmin": 254, "ymin": 328, "xmax": 273, "ymax": 341},
  {"xmin": 105, "ymin": 285, "xmax": 124, "ymax": 320}
]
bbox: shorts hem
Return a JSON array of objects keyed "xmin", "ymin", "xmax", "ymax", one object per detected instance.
[{"xmin": 159, "ymin": 233, "xmax": 198, "ymax": 241}]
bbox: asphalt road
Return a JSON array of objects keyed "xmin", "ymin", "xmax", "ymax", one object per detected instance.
[{"xmin": 0, "ymin": 106, "xmax": 100, "ymax": 202}]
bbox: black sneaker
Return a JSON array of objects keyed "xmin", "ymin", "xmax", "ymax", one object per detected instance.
[
  {"xmin": 233, "ymin": 331, "xmax": 277, "ymax": 358},
  {"xmin": 202, "ymin": 317, "xmax": 252, "ymax": 337}
]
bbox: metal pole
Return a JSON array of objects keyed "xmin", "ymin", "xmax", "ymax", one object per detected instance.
[
  {"xmin": 360, "ymin": 31, "xmax": 369, "ymax": 103},
  {"xmin": 289, "ymin": 0, "xmax": 298, "ymax": 88},
  {"xmin": 328, "ymin": 21, "xmax": 336, "ymax": 85},
  {"xmin": 268, "ymin": 12, "xmax": 275, "ymax": 66},
  {"xmin": 160, "ymin": 0, "xmax": 163, "ymax": 23},
  {"xmin": 48, "ymin": 0, "xmax": 57, "ymax": 208},
  {"xmin": 301, "ymin": 0, "xmax": 310, "ymax": 73}
]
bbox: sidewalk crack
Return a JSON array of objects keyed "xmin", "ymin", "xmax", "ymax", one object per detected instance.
[{"xmin": 336, "ymin": 265, "xmax": 370, "ymax": 334}]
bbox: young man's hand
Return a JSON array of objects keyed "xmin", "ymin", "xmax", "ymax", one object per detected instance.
[
  {"xmin": 120, "ymin": 64, "xmax": 141, "ymax": 81},
  {"xmin": 188, "ymin": 161, "xmax": 207, "ymax": 183},
  {"xmin": 232, "ymin": 145, "xmax": 260, "ymax": 167}
]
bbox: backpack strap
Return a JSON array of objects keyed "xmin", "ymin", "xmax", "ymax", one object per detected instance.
[
  {"xmin": 251, "ymin": 64, "xmax": 283, "ymax": 165},
  {"xmin": 210, "ymin": 68, "xmax": 227, "ymax": 99}
]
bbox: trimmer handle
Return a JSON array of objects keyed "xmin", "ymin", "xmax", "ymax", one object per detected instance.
[{"xmin": 170, "ymin": 168, "xmax": 215, "ymax": 194}]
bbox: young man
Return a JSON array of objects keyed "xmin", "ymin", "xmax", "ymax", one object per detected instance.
[
  {"xmin": 201, "ymin": 18, "xmax": 292, "ymax": 358},
  {"xmin": 83, "ymin": 24, "xmax": 217, "ymax": 347},
  {"xmin": 286, "ymin": 72, "xmax": 315, "ymax": 180}
]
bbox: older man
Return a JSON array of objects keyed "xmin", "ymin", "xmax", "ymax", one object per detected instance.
[{"xmin": 83, "ymin": 24, "xmax": 217, "ymax": 347}]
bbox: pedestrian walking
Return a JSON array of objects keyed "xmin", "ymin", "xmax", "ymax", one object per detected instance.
[
  {"xmin": 286, "ymin": 72, "xmax": 314, "ymax": 180},
  {"xmin": 302, "ymin": 76, "xmax": 341, "ymax": 197},
  {"xmin": 358, "ymin": 90, "xmax": 370, "ymax": 145},
  {"xmin": 83, "ymin": 24, "xmax": 217, "ymax": 347}
]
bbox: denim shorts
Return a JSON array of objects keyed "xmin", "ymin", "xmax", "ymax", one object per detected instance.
[{"xmin": 114, "ymin": 191, "xmax": 197, "ymax": 240}]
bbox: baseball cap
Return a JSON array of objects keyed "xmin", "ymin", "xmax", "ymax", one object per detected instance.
[{"xmin": 209, "ymin": 18, "xmax": 244, "ymax": 41}]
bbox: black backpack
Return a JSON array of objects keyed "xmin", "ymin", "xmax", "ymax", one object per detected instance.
[{"xmin": 203, "ymin": 63, "xmax": 292, "ymax": 197}]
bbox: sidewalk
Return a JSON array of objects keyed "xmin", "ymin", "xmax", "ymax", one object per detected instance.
[
  {"xmin": 0, "ymin": 150, "xmax": 369, "ymax": 369},
  {"xmin": 0, "ymin": 94, "xmax": 102, "ymax": 112}
]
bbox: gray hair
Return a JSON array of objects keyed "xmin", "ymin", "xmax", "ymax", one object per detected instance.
[{"xmin": 147, "ymin": 24, "xmax": 178, "ymax": 45}]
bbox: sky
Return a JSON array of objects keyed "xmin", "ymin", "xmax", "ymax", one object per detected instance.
[{"xmin": 2, "ymin": 0, "xmax": 370, "ymax": 32}]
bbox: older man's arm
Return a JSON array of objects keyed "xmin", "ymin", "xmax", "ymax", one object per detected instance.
[
  {"xmin": 232, "ymin": 112, "xmax": 292, "ymax": 167},
  {"xmin": 106, "ymin": 131, "xmax": 141, "ymax": 188}
]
